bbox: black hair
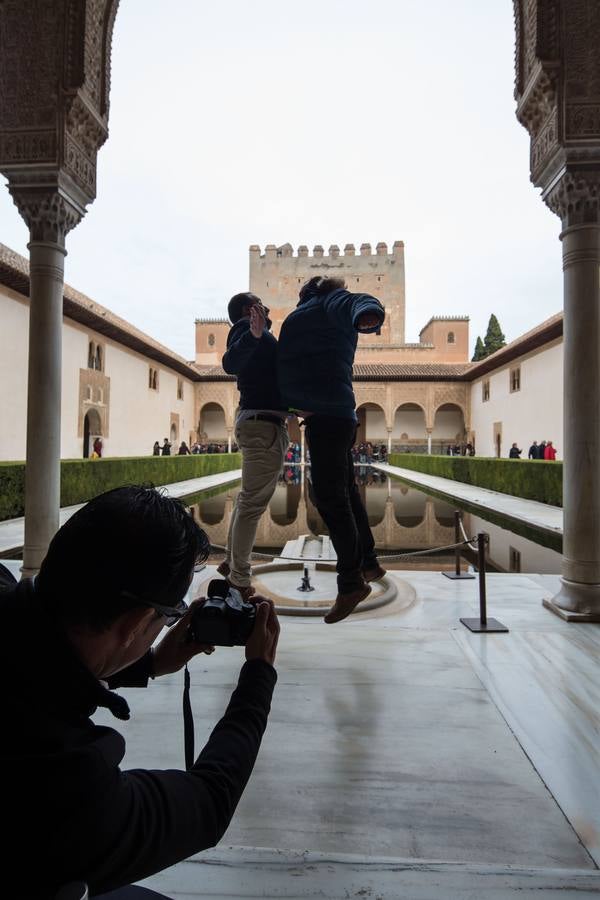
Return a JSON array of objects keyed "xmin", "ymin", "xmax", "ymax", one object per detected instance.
[
  {"xmin": 228, "ymin": 292, "xmax": 261, "ymax": 324},
  {"xmin": 36, "ymin": 485, "xmax": 210, "ymax": 631},
  {"xmin": 299, "ymin": 276, "xmax": 346, "ymax": 303}
]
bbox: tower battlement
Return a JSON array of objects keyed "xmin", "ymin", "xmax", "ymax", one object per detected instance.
[
  {"xmin": 249, "ymin": 240, "xmax": 406, "ymax": 345},
  {"xmin": 249, "ymin": 241, "xmax": 404, "ymax": 260}
]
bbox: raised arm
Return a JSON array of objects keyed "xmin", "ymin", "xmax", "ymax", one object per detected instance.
[{"xmin": 322, "ymin": 289, "xmax": 385, "ymax": 333}]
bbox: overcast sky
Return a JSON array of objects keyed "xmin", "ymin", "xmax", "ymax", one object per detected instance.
[{"xmin": 0, "ymin": 0, "xmax": 563, "ymax": 360}]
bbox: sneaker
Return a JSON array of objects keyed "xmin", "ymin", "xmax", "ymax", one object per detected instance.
[
  {"xmin": 362, "ymin": 563, "xmax": 386, "ymax": 583},
  {"xmin": 216, "ymin": 561, "xmax": 230, "ymax": 577},
  {"xmin": 324, "ymin": 582, "xmax": 371, "ymax": 624}
]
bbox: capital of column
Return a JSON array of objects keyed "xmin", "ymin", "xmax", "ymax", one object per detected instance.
[
  {"xmin": 544, "ymin": 170, "xmax": 600, "ymax": 229},
  {"xmin": 9, "ymin": 186, "xmax": 84, "ymax": 245}
]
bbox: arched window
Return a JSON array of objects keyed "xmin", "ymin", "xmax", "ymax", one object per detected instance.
[
  {"xmin": 152, "ymin": 370, "xmax": 158, "ymax": 390},
  {"xmin": 208, "ymin": 333, "xmax": 215, "ymax": 347},
  {"xmin": 447, "ymin": 331, "xmax": 455, "ymax": 344},
  {"xmin": 86, "ymin": 385, "xmax": 92, "ymax": 401},
  {"xmin": 95, "ymin": 387, "xmax": 103, "ymax": 403},
  {"xmin": 88, "ymin": 342, "xmax": 95, "ymax": 369},
  {"xmin": 95, "ymin": 345, "xmax": 102, "ymax": 371}
]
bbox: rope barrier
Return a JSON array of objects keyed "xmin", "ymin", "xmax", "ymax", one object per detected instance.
[{"xmin": 207, "ymin": 538, "xmax": 478, "ymax": 565}]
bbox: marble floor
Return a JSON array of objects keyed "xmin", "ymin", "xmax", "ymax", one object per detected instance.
[
  {"xmin": 375, "ymin": 462, "xmax": 563, "ymax": 537},
  {"xmin": 73, "ymin": 565, "xmax": 598, "ymax": 898}
]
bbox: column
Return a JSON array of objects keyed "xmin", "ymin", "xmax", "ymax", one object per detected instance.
[
  {"xmin": 227, "ymin": 427, "xmax": 233, "ymax": 453},
  {"xmin": 546, "ymin": 223, "xmax": 600, "ymax": 620},
  {"xmin": 387, "ymin": 427, "xmax": 392, "ymax": 454},
  {"xmin": 21, "ymin": 240, "xmax": 67, "ymax": 574},
  {"xmin": 300, "ymin": 427, "xmax": 305, "ymax": 464},
  {"xmin": 426, "ymin": 428, "xmax": 432, "ymax": 456}
]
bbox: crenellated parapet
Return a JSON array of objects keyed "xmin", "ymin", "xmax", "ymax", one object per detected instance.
[
  {"xmin": 249, "ymin": 239, "xmax": 406, "ymax": 345},
  {"xmin": 249, "ymin": 241, "xmax": 404, "ymax": 260}
]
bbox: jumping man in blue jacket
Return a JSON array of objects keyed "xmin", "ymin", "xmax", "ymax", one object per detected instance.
[{"xmin": 278, "ymin": 276, "xmax": 387, "ymax": 623}]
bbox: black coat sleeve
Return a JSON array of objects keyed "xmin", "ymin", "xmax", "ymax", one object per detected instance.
[{"xmin": 82, "ymin": 659, "xmax": 277, "ymax": 894}]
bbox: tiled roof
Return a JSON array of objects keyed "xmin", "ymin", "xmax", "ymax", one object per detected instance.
[
  {"xmin": 353, "ymin": 363, "xmax": 471, "ymax": 380},
  {"xmin": 0, "ymin": 243, "xmax": 199, "ymax": 380}
]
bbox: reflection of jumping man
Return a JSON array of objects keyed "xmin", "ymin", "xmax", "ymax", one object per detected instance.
[{"xmin": 220, "ymin": 293, "xmax": 289, "ymax": 598}]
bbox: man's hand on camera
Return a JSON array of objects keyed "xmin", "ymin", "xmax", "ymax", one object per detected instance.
[
  {"xmin": 152, "ymin": 599, "xmax": 215, "ymax": 677},
  {"xmin": 245, "ymin": 597, "xmax": 280, "ymax": 667},
  {"xmin": 249, "ymin": 304, "xmax": 266, "ymax": 339}
]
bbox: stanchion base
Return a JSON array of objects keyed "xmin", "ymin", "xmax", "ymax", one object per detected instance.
[
  {"xmin": 442, "ymin": 572, "xmax": 476, "ymax": 580},
  {"xmin": 460, "ymin": 617, "xmax": 509, "ymax": 633}
]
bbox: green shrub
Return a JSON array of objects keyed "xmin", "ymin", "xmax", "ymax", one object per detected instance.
[
  {"xmin": 0, "ymin": 454, "xmax": 241, "ymax": 521},
  {"xmin": 387, "ymin": 453, "xmax": 562, "ymax": 507}
]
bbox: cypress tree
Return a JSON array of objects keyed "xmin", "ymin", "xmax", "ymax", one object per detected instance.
[
  {"xmin": 472, "ymin": 336, "xmax": 485, "ymax": 361},
  {"xmin": 483, "ymin": 314, "xmax": 506, "ymax": 357}
]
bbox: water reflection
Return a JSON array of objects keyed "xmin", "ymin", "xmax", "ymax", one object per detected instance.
[{"xmin": 189, "ymin": 465, "xmax": 563, "ymax": 574}]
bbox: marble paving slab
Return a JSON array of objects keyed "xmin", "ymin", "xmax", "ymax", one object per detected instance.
[
  {"xmin": 95, "ymin": 584, "xmax": 594, "ymax": 871},
  {"xmin": 141, "ymin": 847, "xmax": 600, "ymax": 899}
]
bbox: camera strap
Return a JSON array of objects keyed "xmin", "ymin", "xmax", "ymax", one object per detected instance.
[{"xmin": 183, "ymin": 664, "xmax": 195, "ymax": 770}]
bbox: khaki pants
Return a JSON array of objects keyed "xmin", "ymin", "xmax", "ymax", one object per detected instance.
[{"xmin": 226, "ymin": 419, "xmax": 288, "ymax": 587}]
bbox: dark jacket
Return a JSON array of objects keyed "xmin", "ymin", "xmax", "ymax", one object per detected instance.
[
  {"xmin": 509, "ymin": 446, "xmax": 522, "ymax": 459},
  {"xmin": 222, "ymin": 318, "xmax": 283, "ymax": 410},
  {"xmin": 528, "ymin": 444, "xmax": 539, "ymax": 459},
  {"xmin": 0, "ymin": 572, "xmax": 276, "ymax": 899},
  {"xmin": 277, "ymin": 288, "xmax": 385, "ymax": 418}
]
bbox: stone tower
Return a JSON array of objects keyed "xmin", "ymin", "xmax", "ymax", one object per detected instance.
[{"xmin": 248, "ymin": 241, "xmax": 406, "ymax": 346}]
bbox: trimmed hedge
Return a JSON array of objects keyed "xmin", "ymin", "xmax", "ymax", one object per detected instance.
[
  {"xmin": 0, "ymin": 453, "xmax": 241, "ymax": 521},
  {"xmin": 388, "ymin": 453, "xmax": 562, "ymax": 507}
]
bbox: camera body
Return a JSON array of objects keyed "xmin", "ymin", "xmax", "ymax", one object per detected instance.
[{"xmin": 189, "ymin": 578, "xmax": 256, "ymax": 647}]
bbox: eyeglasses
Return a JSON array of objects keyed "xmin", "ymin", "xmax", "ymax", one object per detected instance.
[{"xmin": 120, "ymin": 591, "xmax": 189, "ymax": 628}]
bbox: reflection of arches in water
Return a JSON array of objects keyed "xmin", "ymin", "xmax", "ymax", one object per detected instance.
[
  {"xmin": 434, "ymin": 498, "xmax": 456, "ymax": 527},
  {"xmin": 357, "ymin": 478, "xmax": 387, "ymax": 526},
  {"xmin": 392, "ymin": 485, "xmax": 427, "ymax": 527},
  {"xmin": 270, "ymin": 482, "xmax": 301, "ymax": 525},
  {"xmin": 192, "ymin": 493, "xmax": 228, "ymax": 526},
  {"xmin": 83, "ymin": 408, "xmax": 102, "ymax": 458}
]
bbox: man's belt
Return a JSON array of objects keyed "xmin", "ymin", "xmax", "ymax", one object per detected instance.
[{"xmin": 246, "ymin": 414, "xmax": 285, "ymax": 426}]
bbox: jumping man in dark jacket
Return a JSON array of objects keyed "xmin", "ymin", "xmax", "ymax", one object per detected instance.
[
  {"xmin": 220, "ymin": 293, "xmax": 289, "ymax": 597},
  {"xmin": 278, "ymin": 276, "xmax": 386, "ymax": 624},
  {"xmin": 0, "ymin": 486, "xmax": 279, "ymax": 899}
]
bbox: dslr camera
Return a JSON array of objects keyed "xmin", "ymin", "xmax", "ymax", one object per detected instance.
[{"xmin": 189, "ymin": 578, "xmax": 256, "ymax": 647}]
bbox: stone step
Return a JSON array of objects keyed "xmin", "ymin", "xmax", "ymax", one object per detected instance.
[{"xmin": 142, "ymin": 847, "xmax": 600, "ymax": 899}]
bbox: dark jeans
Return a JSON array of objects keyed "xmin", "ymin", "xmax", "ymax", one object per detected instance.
[{"xmin": 305, "ymin": 415, "xmax": 377, "ymax": 593}]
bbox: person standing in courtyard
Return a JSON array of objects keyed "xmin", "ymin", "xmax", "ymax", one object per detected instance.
[
  {"xmin": 544, "ymin": 440, "xmax": 557, "ymax": 460},
  {"xmin": 93, "ymin": 436, "xmax": 103, "ymax": 458},
  {"xmin": 509, "ymin": 443, "xmax": 522, "ymax": 459},
  {"xmin": 219, "ymin": 292, "xmax": 289, "ymax": 599},
  {"xmin": 178, "ymin": 440, "xmax": 191, "ymax": 455},
  {"xmin": 153, "ymin": 440, "xmax": 161, "ymax": 456},
  {"xmin": 278, "ymin": 276, "xmax": 386, "ymax": 624},
  {"xmin": 161, "ymin": 438, "xmax": 171, "ymax": 456},
  {"xmin": 528, "ymin": 440, "xmax": 539, "ymax": 459}
]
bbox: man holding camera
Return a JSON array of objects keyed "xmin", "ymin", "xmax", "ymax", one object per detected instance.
[
  {"xmin": 0, "ymin": 486, "xmax": 279, "ymax": 899},
  {"xmin": 220, "ymin": 292, "xmax": 289, "ymax": 597}
]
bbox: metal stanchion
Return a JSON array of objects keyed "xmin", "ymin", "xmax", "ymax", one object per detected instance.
[
  {"xmin": 442, "ymin": 511, "xmax": 475, "ymax": 580},
  {"xmin": 460, "ymin": 533, "xmax": 508, "ymax": 633}
]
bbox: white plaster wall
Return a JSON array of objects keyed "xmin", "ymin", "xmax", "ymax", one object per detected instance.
[
  {"xmin": 470, "ymin": 341, "xmax": 563, "ymax": 458},
  {"xmin": 365, "ymin": 408, "xmax": 387, "ymax": 439},
  {"xmin": 200, "ymin": 407, "xmax": 227, "ymax": 440},
  {"xmin": 0, "ymin": 286, "xmax": 196, "ymax": 460},
  {"xmin": 105, "ymin": 339, "xmax": 195, "ymax": 457},
  {"xmin": 0, "ymin": 288, "xmax": 29, "ymax": 460},
  {"xmin": 432, "ymin": 409, "xmax": 464, "ymax": 439}
]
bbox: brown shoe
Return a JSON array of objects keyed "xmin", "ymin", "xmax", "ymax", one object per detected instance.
[
  {"xmin": 324, "ymin": 582, "xmax": 371, "ymax": 624},
  {"xmin": 227, "ymin": 581, "xmax": 256, "ymax": 601},
  {"xmin": 216, "ymin": 561, "xmax": 230, "ymax": 578},
  {"xmin": 363, "ymin": 564, "xmax": 386, "ymax": 583}
]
